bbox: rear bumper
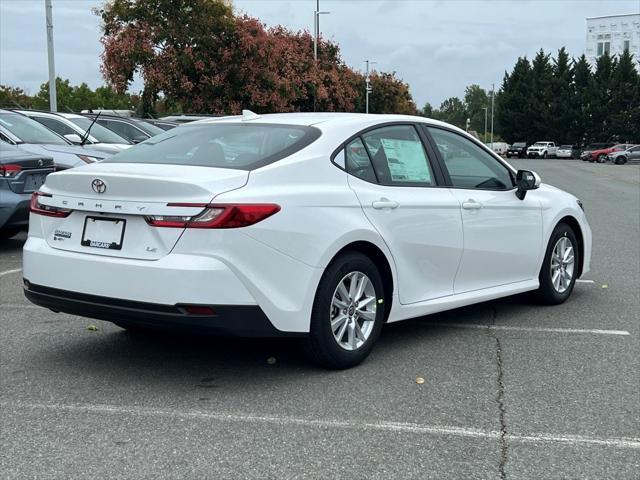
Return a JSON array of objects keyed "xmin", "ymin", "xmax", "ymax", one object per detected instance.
[{"xmin": 24, "ymin": 282, "xmax": 300, "ymax": 337}]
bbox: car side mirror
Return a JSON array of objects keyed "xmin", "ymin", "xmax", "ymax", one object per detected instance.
[
  {"xmin": 515, "ymin": 169, "xmax": 541, "ymax": 200},
  {"xmin": 64, "ymin": 133, "xmax": 83, "ymax": 144}
]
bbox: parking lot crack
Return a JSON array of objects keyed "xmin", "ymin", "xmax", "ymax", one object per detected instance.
[{"xmin": 488, "ymin": 304, "xmax": 508, "ymax": 480}]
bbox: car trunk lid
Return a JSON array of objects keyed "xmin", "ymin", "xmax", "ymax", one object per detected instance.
[{"xmin": 36, "ymin": 163, "xmax": 248, "ymax": 260}]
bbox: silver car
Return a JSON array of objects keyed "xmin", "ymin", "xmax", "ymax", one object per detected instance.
[
  {"xmin": 607, "ymin": 145, "xmax": 640, "ymax": 164},
  {"xmin": 0, "ymin": 110, "xmax": 108, "ymax": 169},
  {"xmin": 16, "ymin": 110, "xmax": 133, "ymax": 155}
]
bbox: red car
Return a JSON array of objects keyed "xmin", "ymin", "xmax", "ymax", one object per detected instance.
[{"xmin": 589, "ymin": 144, "xmax": 633, "ymax": 163}]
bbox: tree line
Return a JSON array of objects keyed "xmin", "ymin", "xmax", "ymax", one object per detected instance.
[
  {"xmin": 0, "ymin": 79, "xmax": 138, "ymax": 112},
  {"xmin": 97, "ymin": 0, "xmax": 417, "ymax": 116},
  {"xmin": 423, "ymin": 48, "xmax": 639, "ymax": 146}
]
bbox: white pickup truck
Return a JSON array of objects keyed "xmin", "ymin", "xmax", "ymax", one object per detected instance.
[{"xmin": 527, "ymin": 141, "xmax": 557, "ymax": 158}]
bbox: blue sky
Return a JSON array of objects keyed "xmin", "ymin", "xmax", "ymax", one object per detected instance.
[{"xmin": 1, "ymin": 0, "xmax": 638, "ymax": 108}]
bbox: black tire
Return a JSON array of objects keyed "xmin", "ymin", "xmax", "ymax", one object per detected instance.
[
  {"xmin": 543, "ymin": 152, "xmax": 548, "ymax": 159},
  {"xmin": 306, "ymin": 252, "xmax": 385, "ymax": 369},
  {"xmin": 615, "ymin": 156, "xmax": 627, "ymax": 165},
  {"xmin": 0, "ymin": 227, "xmax": 21, "ymax": 240},
  {"xmin": 597, "ymin": 154, "xmax": 607, "ymax": 163},
  {"xmin": 535, "ymin": 223, "xmax": 580, "ymax": 305}
]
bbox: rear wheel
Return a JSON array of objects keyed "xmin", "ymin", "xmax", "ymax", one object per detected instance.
[
  {"xmin": 306, "ymin": 252, "xmax": 385, "ymax": 369},
  {"xmin": 0, "ymin": 227, "xmax": 21, "ymax": 240},
  {"xmin": 535, "ymin": 223, "xmax": 579, "ymax": 305}
]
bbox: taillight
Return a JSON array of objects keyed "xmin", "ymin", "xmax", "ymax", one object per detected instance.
[
  {"xmin": 145, "ymin": 204, "xmax": 280, "ymax": 229},
  {"xmin": 0, "ymin": 164, "xmax": 22, "ymax": 178},
  {"xmin": 29, "ymin": 192, "xmax": 72, "ymax": 218}
]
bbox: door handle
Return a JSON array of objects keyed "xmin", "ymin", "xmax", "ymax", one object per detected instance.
[
  {"xmin": 372, "ymin": 198, "xmax": 399, "ymax": 210},
  {"xmin": 462, "ymin": 199, "xmax": 483, "ymax": 210}
]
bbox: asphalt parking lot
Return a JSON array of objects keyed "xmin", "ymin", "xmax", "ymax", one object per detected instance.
[{"xmin": 1, "ymin": 159, "xmax": 638, "ymax": 479}]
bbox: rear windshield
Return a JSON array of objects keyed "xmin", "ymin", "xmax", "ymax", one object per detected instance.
[
  {"xmin": 559, "ymin": 145, "xmax": 572, "ymax": 149},
  {"xmin": 512, "ymin": 142, "xmax": 526, "ymax": 147},
  {"xmin": 104, "ymin": 123, "xmax": 321, "ymax": 170}
]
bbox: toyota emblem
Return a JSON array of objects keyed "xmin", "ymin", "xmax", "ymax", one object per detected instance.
[{"xmin": 91, "ymin": 179, "xmax": 106, "ymax": 194}]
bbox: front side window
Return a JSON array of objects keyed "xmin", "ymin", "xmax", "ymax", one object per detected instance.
[
  {"xmin": 105, "ymin": 123, "xmax": 320, "ymax": 170},
  {"xmin": 98, "ymin": 120, "xmax": 142, "ymax": 142},
  {"xmin": 33, "ymin": 117, "xmax": 77, "ymax": 137},
  {"xmin": 0, "ymin": 112, "xmax": 67, "ymax": 145},
  {"xmin": 428, "ymin": 127, "xmax": 513, "ymax": 190},
  {"xmin": 360, "ymin": 125, "xmax": 434, "ymax": 186}
]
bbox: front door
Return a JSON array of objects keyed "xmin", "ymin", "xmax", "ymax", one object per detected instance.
[{"xmin": 426, "ymin": 127, "xmax": 543, "ymax": 293}]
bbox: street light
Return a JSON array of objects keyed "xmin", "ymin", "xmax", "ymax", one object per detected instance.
[
  {"xmin": 482, "ymin": 107, "xmax": 488, "ymax": 143},
  {"xmin": 45, "ymin": 0, "xmax": 57, "ymax": 112},
  {"xmin": 365, "ymin": 59, "xmax": 376, "ymax": 114},
  {"xmin": 490, "ymin": 83, "xmax": 495, "ymax": 146},
  {"xmin": 313, "ymin": 0, "xmax": 330, "ymax": 61}
]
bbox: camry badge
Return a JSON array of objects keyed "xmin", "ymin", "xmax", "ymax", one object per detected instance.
[{"xmin": 91, "ymin": 179, "xmax": 106, "ymax": 194}]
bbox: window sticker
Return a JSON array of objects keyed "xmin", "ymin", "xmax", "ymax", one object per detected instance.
[{"xmin": 380, "ymin": 138, "xmax": 431, "ymax": 183}]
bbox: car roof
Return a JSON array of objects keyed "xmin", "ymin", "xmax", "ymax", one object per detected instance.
[{"xmin": 194, "ymin": 112, "xmax": 467, "ymax": 135}]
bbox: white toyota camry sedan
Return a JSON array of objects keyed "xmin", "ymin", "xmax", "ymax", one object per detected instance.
[{"xmin": 23, "ymin": 112, "xmax": 591, "ymax": 368}]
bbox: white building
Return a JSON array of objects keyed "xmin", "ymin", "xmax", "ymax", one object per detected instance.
[{"xmin": 585, "ymin": 13, "xmax": 640, "ymax": 65}]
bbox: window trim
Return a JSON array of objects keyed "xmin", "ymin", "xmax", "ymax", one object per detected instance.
[
  {"xmin": 421, "ymin": 124, "xmax": 517, "ymax": 192},
  {"xmin": 330, "ymin": 121, "xmax": 447, "ymax": 187}
]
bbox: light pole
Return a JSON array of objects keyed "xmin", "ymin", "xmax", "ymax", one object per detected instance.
[
  {"xmin": 45, "ymin": 0, "xmax": 57, "ymax": 112},
  {"xmin": 482, "ymin": 107, "xmax": 488, "ymax": 143},
  {"xmin": 365, "ymin": 60, "xmax": 376, "ymax": 114},
  {"xmin": 490, "ymin": 83, "xmax": 495, "ymax": 146},
  {"xmin": 313, "ymin": 0, "xmax": 330, "ymax": 61}
]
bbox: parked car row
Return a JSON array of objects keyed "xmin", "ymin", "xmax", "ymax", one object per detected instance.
[
  {"xmin": 580, "ymin": 143, "xmax": 639, "ymax": 164},
  {"xmin": 502, "ymin": 140, "xmax": 638, "ymax": 163},
  {"xmin": 0, "ymin": 109, "xmax": 176, "ymax": 238}
]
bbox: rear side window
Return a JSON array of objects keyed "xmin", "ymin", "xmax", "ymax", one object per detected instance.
[
  {"xmin": 345, "ymin": 138, "xmax": 377, "ymax": 183},
  {"xmin": 360, "ymin": 125, "xmax": 434, "ymax": 186},
  {"xmin": 105, "ymin": 123, "xmax": 321, "ymax": 170}
]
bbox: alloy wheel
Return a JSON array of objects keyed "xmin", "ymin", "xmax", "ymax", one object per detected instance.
[
  {"xmin": 330, "ymin": 271, "xmax": 377, "ymax": 351},
  {"xmin": 550, "ymin": 236, "xmax": 575, "ymax": 293}
]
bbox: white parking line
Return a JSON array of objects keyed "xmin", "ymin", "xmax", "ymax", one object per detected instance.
[
  {"xmin": 0, "ymin": 268, "xmax": 21, "ymax": 277},
  {"xmin": 2, "ymin": 401, "xmax": 639, "ymax": 450},
  {"xmin": 0, "ymin": 304, "xmax": 41, "ymax": 309},
  {"xmin": 435, "ymin": 324, "xmax": 630, "ymax": 336},
  {"xmin": 576, "ymin": 279, "xmax": 595, "ymax": 284}
]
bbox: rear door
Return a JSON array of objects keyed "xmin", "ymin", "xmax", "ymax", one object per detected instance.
[
  {"xmin": 342, "ymin": 124, "xmax": 463, "ymax": 304},
  {"xmin": 425, "ymin": 126, "xmax": 543, "ymax": 293}
]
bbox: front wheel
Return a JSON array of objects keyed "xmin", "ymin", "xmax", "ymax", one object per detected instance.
[
  {"xmin": 306, "ymin": 252, "xmax": 385, "ymax": 369},
  {"xmin": 535, "ymin": 223, "xmax": 579, "ymax": 305},
  {"xmin": 615, "ymin": 156, "xmax": 627, "ymax": 165},
  {"xmin": 543, "ymin": 152, "xmax": 548, "ymax": 159}
]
